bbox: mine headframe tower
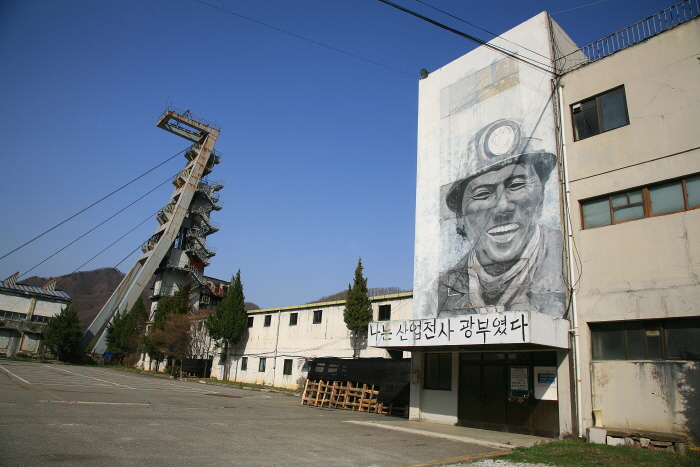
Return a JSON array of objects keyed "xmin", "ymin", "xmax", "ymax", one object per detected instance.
[{"xmin": 81, "ymin": 107, "xmax": 224, "ymax": 354}]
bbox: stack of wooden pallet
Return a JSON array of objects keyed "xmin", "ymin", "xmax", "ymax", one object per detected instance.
[{"xmin": 301, "ymin": 379, "xmax": 406, "ymax": 416}]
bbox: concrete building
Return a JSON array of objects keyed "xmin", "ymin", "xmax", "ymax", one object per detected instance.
[
  {"xmin": 370, "ymin": 1, "xmax": 699, "ymax": 445},
  {"xmin": 0, "ymin": 272, "xmax": 71, "ymax": 357},
  {"xmin": 210, "ymin": 292, "xmax": 413, "ymax": 389},
  {"xmin": 561, "ymin": 8, "xmax": 700, "ymax": 441}
]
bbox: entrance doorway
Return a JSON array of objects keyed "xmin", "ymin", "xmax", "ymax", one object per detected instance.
[{"xmin": 458, "ymin": 351, "xmax": 559, "ymax": 438}]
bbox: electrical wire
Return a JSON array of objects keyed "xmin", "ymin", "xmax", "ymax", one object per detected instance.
[
  {"xmin": 60, "ymin": 210, "xmax": 159, "ymax": 282},
  {"xmin": 19, "ymin": 174, "xmax": 176, "ymax": 279},
  {"xmin": 412, "ymin": 0, "xmax": 552, "ymax": 62},
  {"xmin": 0, "ymin": 148, "xmax": 187, "ymax": 263},
  {"xmin": 191, "ymin": 0, "xmax": 417, "ymax": 77},
  {"xmin": 378, "ymin": 0, "xmax": 556, "ymax": 76},
  {"xmin": 552, "ymin": 0, "xmax": 609, "ymax": 15}
]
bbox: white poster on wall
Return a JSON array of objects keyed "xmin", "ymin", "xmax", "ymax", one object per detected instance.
[{"xmin": 534, "ymin": 366, "xmax": 557, "ymax": 400}]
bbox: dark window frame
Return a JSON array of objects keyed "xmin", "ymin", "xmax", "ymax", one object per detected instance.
[
  {"xmin": 312, "ymin": 310, "xmax": 322, "ymax": 324},
  {"xmin": 246, "ymin": 316, "xmax": 254, "ymax": 328},
  {"xmin": 590, "ymin": 318, "xmax": 700, "ymax": 361},
  {"xmin": 378, "ymin": 304, "xmax": 391, "ymax": 321},
  {"xmin": 258, "ymin": 357, "xmax": 266, "ymax": 372},
  {"xmin": 283, "ymin": 359, "xmax": 293, "ymax": 376},
  {"xmin": 571, "ymin": 85, "xmax": 629, "ymax": 141},
  {"xmin": 30, "ymin": 315, "xmax": 50, "ymax": 323},
  {"xmin": 264, "ymin": 315, "xmax": 272, "ymax": 327},
  {"xmin": 424, "ymin": 353, "xmax": 452, "ymax": 391},
  {"xmin": 0, "ymin": 311, "xmax": 28, "ymax": 320},
  {"xmin": 289, "ymin": 312, "xmax": 298, "ymax": 326},
  {"xmin": 580, "ymin": 174, "xmax": 700, "ymax": 230},
  {"xmin": 240, "ymin": 356, "xmax": 248, "ymax": 371}
]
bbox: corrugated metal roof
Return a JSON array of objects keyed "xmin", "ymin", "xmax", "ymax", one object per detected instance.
[{"xmin": 0, "ymin": 282, "xmax": 71, "ymax": 300}]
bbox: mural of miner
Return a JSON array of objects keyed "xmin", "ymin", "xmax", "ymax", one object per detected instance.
[{"xmin": 438, "ymin": 119, "xmax": 566, "ymax": 317}]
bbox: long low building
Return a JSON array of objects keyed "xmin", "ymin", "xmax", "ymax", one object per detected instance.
[
  {"xmin": 0, "ymin": 273, "xmax": 71, "ymax": 357},
  {"xmin": 209, "ymin": 292, "xmax": 412, "ymax": 389}
]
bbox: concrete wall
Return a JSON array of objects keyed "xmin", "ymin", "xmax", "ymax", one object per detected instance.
[
  {"xmin": 590, "ymin": 361, "xmax": 699, "ymax": 434},
  {"xmin": 211, "ymin": 294, "xmax": 413, "ymax": 389},
  {"xmin": 408, "ymin": 12, "xmax": 575, "ymax": 435},
  {"xmin": 0, "ymin": 288, "xmax": 69, "ymax": 357},
  {"xmin": 0, "ymin": 294, "xmax": 33, "ymax": 315},
  {"xmin": 561, "ymin": 17, "xmax": 700, "ymax": 435},
  {"xmin": 409, "ymin": 351, "xmax": 459, "ymax": 425},
  {"xmin": 414, "ymin": 12, "xmax": 567, "ymax": 320}
]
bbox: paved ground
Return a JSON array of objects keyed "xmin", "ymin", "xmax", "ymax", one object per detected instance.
[{"xmin": 0, "ymin": 361, "xmax": 512, "ymax": 467}]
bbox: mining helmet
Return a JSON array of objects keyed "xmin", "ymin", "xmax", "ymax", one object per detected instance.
[{"xmin": 445, "ymin": 119, "xmax": 557, "ymax": 215}]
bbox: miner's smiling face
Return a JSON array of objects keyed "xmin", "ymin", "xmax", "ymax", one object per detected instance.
[{"xmin": 460, "ymin": 163, "xmax": 544, "ymax": 265}]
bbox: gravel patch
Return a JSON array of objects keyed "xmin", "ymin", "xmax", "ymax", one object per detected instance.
[{"xmin": 438, "ymin": 459, "xmax": 551, "ymax": 467}]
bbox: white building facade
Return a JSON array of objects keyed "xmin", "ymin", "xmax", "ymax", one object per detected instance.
[
  {"xmin": 0, "ymin": 273, "xmax": 72, "ymax": 357},
  {"xmin": 371, "ymin": 3, "xmax": 699, "ymax": 443},
  {"xmin": 561, "ymin": 11, "xmax": 700, "ymax": 440},
  {"xmin": 210, "ymin": 292, "xmax": 412, "ymax": 389}
]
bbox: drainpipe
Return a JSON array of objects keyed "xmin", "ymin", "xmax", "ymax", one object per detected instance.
[
  {"xmin": 271, "ymin": 311, "xmax": 282, "ymax": 387},
  {"xmin": 556, "ymin": 81, "xmax": 584, "ymax": 438}
]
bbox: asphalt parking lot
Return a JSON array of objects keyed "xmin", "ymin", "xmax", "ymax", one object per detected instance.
[{"xmin": 0, "ymin": 361, "xmax": 505, "ymax": 467}]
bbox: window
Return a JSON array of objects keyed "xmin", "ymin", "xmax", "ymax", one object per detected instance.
[
  {"xmin": 590, "ymin": 318, "xmax": 700, "ymax": 360},
  {"xmin": 581, "ymin": 174, "xmax": 700, "ymax": 229},
  {"xmin": 258, "ymin": 358, "xmax": 266, "ymax": 372},
  {"xmin": 240, "ymin": 357, "xmax": 248, "ymax": 371},
  {"xmin": 30, "ymin": 315, "xmax": 50, "ymax": 323},
  {"xmin": 283, "ymin": 359, "xmax": 293, "ymax": 375},
  {"xmin": 246, "ymin": 316, "xmax": 254, "ymax": 328},
  {"xmin": 378, "ymin": 305, "xmax": 391, "ymax": 321},
  {"xmin": 0, "ymin": 311, "xmax": 27, "ymax": 321},
  {"xmin": 289, "ymin": 312, "xmax": 298, "ymax": 326},
  {"xmin": 313, "ymin": 310, "xmax": 322, "ymax": 324},
  {"xmin": 424, "ymin": 353, "xmax": 452, "ymax": 390},
  {"xmin": 572, "ymin": 86, "xmax": 629, "ymax": 141},
  {"xmin": 264, "ymin": 315, "xmax": 272, "ymax": 327}
]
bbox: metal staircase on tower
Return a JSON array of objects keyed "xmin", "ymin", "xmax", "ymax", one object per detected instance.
[{"xmin": 80, "ymin": 107, "xmax": 223, "ymax": 354}]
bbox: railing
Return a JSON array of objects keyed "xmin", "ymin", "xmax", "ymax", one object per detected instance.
[
  {"xmin": 141, "ymin": 231, "xmax": 163, "ymax": 253},
  {"xmin": 187, "ymin": 236, "xmax": 217, "ymax": 256},
  {"xmin": 562, "ymin": 0, "xmax": 699, "ymax": 73},
  {"xmin": 157, "ymin": 105, "xmax": 222, "ymax": 131},
  {"xmin": 189, "ymin": 206, "xmax": 220, "ymax": 232},
  {"xmin": 186, "ymin": 246, "xmax": 211, "ymax": 266},
  {"xmin": 150, "ymin": 285, "xmax": 180, "ymax": 298},
  {"xmin": 199, "ymin": 179, "xmax": 225, "ymax": 192},
  {"xmin": 197, "ymin": 182, "xmax": 223, "ymax": 205},
  {"xmin": 173, "ymin": 166, "xmax": 193, "ymax": 187},
  {"xmin": 166, "ymin": 260, "xmax": 204, "ymax": 285},
  {"xmin": 185, "ymin": 143, "xmax": 202, "ymax": 160}
]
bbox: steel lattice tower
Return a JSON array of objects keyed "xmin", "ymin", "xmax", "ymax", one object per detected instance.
[{"xmin": 81, "ymin": 108, "xmax": 223, "ymax": 354}]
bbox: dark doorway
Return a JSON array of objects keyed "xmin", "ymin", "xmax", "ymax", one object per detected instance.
[{"xmin": 458, "ymin": 352, "xmax": 559, "ymax": 438}]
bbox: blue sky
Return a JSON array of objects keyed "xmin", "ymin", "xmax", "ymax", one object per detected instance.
[{"xmin": 0, "ymin": 0, "xmax": 675, "ymax": 308}]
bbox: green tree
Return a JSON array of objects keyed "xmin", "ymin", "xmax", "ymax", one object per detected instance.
[
  {"xmin": 145, "ymin": 287, "xmax": 190, "ymax": 369},
  {"xmin": 147, "ymin": 313, "xmax": 192, "ymax": 375},
  {"xmin": 205, "ymin": 270, "xmax": 247, "ymax": 380},
  {"xmin": 152, "ymin": 287, "xmax": 189, "ymax": 327},
  {"xmin": 43, "ymin": 304, "xmax": 82, "ymax": 361},
  {"xmin": 343, "ymin": 258, "xmax": 373, "ymax": 358},
  {"xmin": 106, "ymin": 296, "xmax": 149, "ymax": 364}
]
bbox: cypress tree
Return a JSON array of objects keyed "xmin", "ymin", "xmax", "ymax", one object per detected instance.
[
  {"xmin": 205, "ymin": 270, "xmax": 247, "ymax": 379},
  {"xmin": 43, "ymin": 304, "xmax": 82, "ymax": 361},
  {"xmin": 106, "ymin": 295, "xmax": 149, "ymax": 364},
  {"xmin": 343, "ymin": 258, "xmax": 373, "ymax": 358}
]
